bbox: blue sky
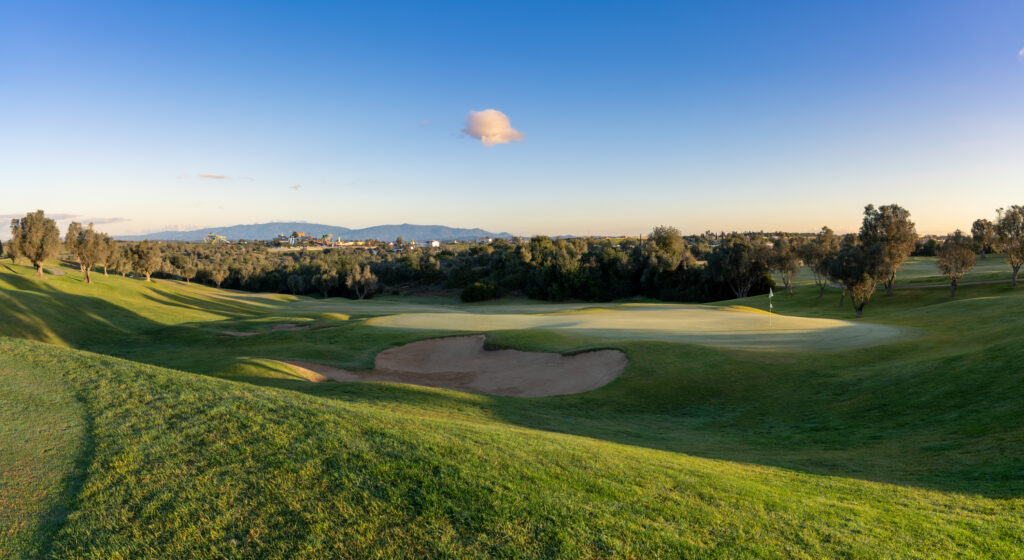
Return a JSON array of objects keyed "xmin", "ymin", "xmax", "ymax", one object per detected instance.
[{"xmin": 2, "ymin": 1, "xmax": 1023, "ymax": 238}]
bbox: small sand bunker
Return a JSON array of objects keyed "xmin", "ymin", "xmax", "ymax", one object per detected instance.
[
  {"xmin": 281, "ymin": 334, "xmax": 627, "ymax": 397},
  {"xmin": 271, "ymin": 323, "xmax": 311, "ymax": 331},
  {"xmin": 220, "ymin": 330, "xmax": 258, "ymax": 337}
]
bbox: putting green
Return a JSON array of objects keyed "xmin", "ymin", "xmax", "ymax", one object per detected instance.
[{"xmin": 367, "ymin": 304, "xmax": 910, "ymax": 351}]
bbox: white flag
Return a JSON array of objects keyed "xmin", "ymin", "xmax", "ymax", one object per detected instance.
[{"xmin": 769, "ymin": 287, "xmax": 774, "ymax": 298}]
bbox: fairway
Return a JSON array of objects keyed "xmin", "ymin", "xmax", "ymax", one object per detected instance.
[{"xmin": 366, "ymin": 304, "xmax": 910, "ymax": 351}]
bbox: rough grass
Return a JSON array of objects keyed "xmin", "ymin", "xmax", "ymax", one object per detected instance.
[{"xmin": 2, "ymin": 260, "xmax": 1024, "ymax": 557}]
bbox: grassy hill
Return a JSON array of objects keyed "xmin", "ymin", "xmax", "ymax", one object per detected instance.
[{"xmin": 2, "ymin": 261, "xmax": 1024, "ymax": 558}]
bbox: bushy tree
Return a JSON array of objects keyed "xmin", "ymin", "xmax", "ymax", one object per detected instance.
[
  {"xmin": 9, "ymin": 210, "xmax": 62, "ymax": 277},
  {"xmin": 108, "ymin": 246, "xmax": 133, "ymax": 277},
  {"xmin": 346, "ymin": 265, "xmax": 378, "ymax": 299},
  {"xmin": 800, "ymin": 226, "xmax": 840, "ymax": 298},
  {"xmin": 131, "ymin": 241, "xmax": 163, "ymax": 282},
  {"xmin": 209, "ymin": 265, "xmax": 229, "ymax": 287},
  {"xmin": 171, "ymin": 254, "xmax": 198, "ymax": 284},
  {"xmin": 937, "ymin": 230, "xmax": 976, "ymax": 297},
  {"xmin": 286, "ymin": 273, "xmax": 306, "ymax": 294},
  {"xmin": 65, "ymin": 221, "xmax": 84, "ymax": 272},
  {"xmin": 75, "ymin": 224, "xmax": 111, "ymax": 283},
  {"xmin": 98, "ymin": 235, "xmax": 115, "ymax": 276},
  {"xmin": 312, "ymin": 266, "xmax": 339, "ymax": 298},
  {"xmin": 706, "ymin": 234, "xmax": 771, "ymax": 299},
  {"xmin": 995, "ymin": 205, "xmax": 1024, "ymax": 286},
  {"xmin": 770, "ymin": 236, "xmax": 801, "ymax": 295},
  {"xmin": 859, "ymin": 204, "xmax": 917, "ymax": 295},
  {"xmin": 829, "ymin": 242, "xmax": 886, "ymax": 317},
  {"xmin": 461, "ymin": 280, "xmax": 497, "ymax": 302},
  {"xmin": 971, "ymin": 218, "xmax": 995, "ymax": 259}
]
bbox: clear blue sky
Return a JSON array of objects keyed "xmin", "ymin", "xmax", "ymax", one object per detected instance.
[{"xmin": 2, "ymin": 1, "xmax": 1023, "ymax": 238}]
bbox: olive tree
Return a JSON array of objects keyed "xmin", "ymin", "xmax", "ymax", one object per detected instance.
[
  {"xmin": 170, "ymin": 254, "xmax": 198, "ymax": 284},
  {"xmin": 706, "ymin": 234, "xmax": 771, "ymax": 299},
  {"xmin": 936, "ymin": 230, "xmax": 976, "ymax": 297},
  {"xmin": 209, "ymin": 265, "xmax": 229, "ymax": 287},
  {"xmin": 995, "ymin": 205, "xmax": 1024, "ymax": 286},
  {"xmin": 65, "ymin": 222, "xmax": 84, "ymax": 273},
  {"xmin": 131, "ymin": 241, "xmax": 163, "ymax": 282},
  {"xmin": 859, "ymin": 204, "xmax": 916, "ymax": 295},
  {"xmin": 971, "ymin": 218, "xmax": 995, "ymax": 259},
  {"xmin": 9, "ymin": 210, "xmax": 62, "ymax": 277},
  {"xmin": 286, "ymin": 273, "xmax": 306, "ymax": 294},
  {"xmin": 108, "ymin": 246, "xmax": 133, "ymax": 277},
  {"xmin": 829, "ymin": 242, "xmax": 886, "ymax": 317},
  {"xmin": 346, "ymin": 264, "xmax": 378, "ymax": 299},
  {"xmin": 312, "ymin": 266, "xmax": 340, "ymax": 298},
  {"xmin": 800, "ymin": 226, "xmax": 840, "ymax": 298},
  {"xmin": 75, "ymin": 224, "xmax": 111, "ymax": 283},
  {"xmin": 769, "ymin": 236, "xmax": 801, "ymax": 295}
]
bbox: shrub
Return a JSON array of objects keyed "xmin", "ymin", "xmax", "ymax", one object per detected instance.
[{"xmin": 461, "ymin": 280, "xmax": 497, "ymax": 302}]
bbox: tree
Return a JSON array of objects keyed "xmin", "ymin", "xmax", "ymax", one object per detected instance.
[
  {"xmin": 97, "ymin": 235, "xmax": 115, "ymax": 276},
  {"xmin": 706, "ymin": 234, "xmax": 771, "ymax": 299},
  {"xmin": 346, "ymin": 264, "xmax": 378, "ymax": 299},
  {"xmin": 65, "ymin": 221, "xmax": 84, "ymax": 272},
  {"xmin": 800, "ymin": 226, "xmax": 840, "ymax": 298},
  {"xmin": 859, "ymin": 204, "xmax": 917, "ymax": 295},
  {"xmin": 936, "ymin": 230, "xmax": 976, "ymax": 297},
  {"xmin": 828, "ymin": 243, "xmax": 886, "ymax": 317},
  {"xmin": 131, "ymin": 242, "xmax": 163, "ymax": 282},
  {"xmin": 769, "ymin": 236, "xmax": 801, "ymax": 295},
  {"xmin": 312, "ymin": 267, "xmax": 339, "ymax": 298},
  {"xmin": 75, "ymin": 224, "xmax": 110, "ymax": 283},
  {"xmin": 286, "ymin": 273, "xmax": 306, "ymax": 295},
  {"xmin": 171, "ymin": 254, "xmax": 198, "ymax": 284},
  {"xmin": 209, "ymin": 265, "xmax": 229, "ymax": 288},
  {"xmin": 640, "ymin": 225, "xmax": 695, "ymax": 296},
  {"xmin": 9, "ymin": 210, "xmax": 62, "ymax": 277},
  {"xmin": 995, "ymin": 205, "xmax": 1024, "ymax": 287},
  {"xmin": 108, "ymin": 246, "xmax": 133, "ymax": 277},
  {"xmin": 971, "ymin": 218, "xmax": 995, "ymax": 259}
]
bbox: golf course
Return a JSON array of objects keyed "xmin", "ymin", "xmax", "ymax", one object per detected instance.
[{"xmin": 2, "ymin": 258, "xmax": 1023, "ymax": 559}]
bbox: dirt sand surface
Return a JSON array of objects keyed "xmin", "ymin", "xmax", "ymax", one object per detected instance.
[
  {"xmin": 271, "ymin": 323, "xmax": 310, "ymax": 331},
  {"xmin": 219, "ymin": 331, "xmax": 258, "ymax": 337},
  {"xmin": 281, "ymin": 334, "xmax": 627, "ymax": 397}
]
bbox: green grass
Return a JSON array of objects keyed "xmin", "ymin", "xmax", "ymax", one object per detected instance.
[{"xmin": 2, "ymin": 260, "xmax": 1024, "ymax": 558}]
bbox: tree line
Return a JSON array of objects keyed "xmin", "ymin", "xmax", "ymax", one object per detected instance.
[{"xmin": 6, "ymin": 204, "xmax": 1024, "ymax": 317}]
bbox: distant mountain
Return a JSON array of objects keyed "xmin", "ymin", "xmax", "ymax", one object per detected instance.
[{"xmin": 117, "ymin": 222, "xmax": 513, "ymax": 242}]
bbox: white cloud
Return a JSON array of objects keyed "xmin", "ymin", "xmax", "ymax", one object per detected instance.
[
  {"xmin": 289, "ymin": 184, "xmax": 302, "ymax": 191},
  {"xmin": 1019, "ymin": 47, "xmax": 1024, "ymax": 61},
  {"xmin": 462, "ymin": 109, "xmax": 524, "ymax": 146},
  {"xmin": 199, "ymin": 173, "xmax": 229, "ymax": 180}
]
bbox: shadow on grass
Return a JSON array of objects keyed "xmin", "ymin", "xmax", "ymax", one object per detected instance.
[{"xmin": 39, "ymin": 393, "xmax": 97, "ymax": 559}]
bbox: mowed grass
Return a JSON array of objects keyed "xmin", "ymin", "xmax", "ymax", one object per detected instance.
[{"xmin": 2, "ymin": 260, "xmax": 1024, "ymax": 557}]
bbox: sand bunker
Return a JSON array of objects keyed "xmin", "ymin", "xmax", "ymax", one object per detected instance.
[
  {"xmin": 219, "ymin": 330, "xmax": 258, "ymax": 337},
  {"xmin": 271, "ymin": 323, "xmax": 311, "ymax": 331},
  {"xmin": 281, "ymin": 334, "xmax": 627, "ymax": 397}
]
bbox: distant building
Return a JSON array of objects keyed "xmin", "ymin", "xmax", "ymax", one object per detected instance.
[{"xmin": 428, "ymin": 240, "xmax": 440, "ymax": 248}]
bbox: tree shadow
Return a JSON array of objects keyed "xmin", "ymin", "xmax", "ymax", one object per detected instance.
[
  {"xmin": 234, "ymin": 336, "xmax": 1024, "ymax": 501},
  {"xmin": 39, "ymin": 393, "xmax": 97, "ymax": 559}
]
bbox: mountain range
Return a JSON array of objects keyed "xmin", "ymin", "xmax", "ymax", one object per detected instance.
[{"xmin": 117, "ymin": 222, "xmax": 513, "ymax": 242}]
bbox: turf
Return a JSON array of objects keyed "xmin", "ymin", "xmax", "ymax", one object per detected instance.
[{"xmin": 2, "ymin": 260, "xmax": 1024, "ymax": 558}]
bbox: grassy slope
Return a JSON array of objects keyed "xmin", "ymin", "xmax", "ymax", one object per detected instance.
[
  {"xmin": 2, "ymin": 340, "xmax": 1022, "ymax": 559},
  {"xmin": 2, "ymin": 260, "xmax": 1024, "ymax": 557}
]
